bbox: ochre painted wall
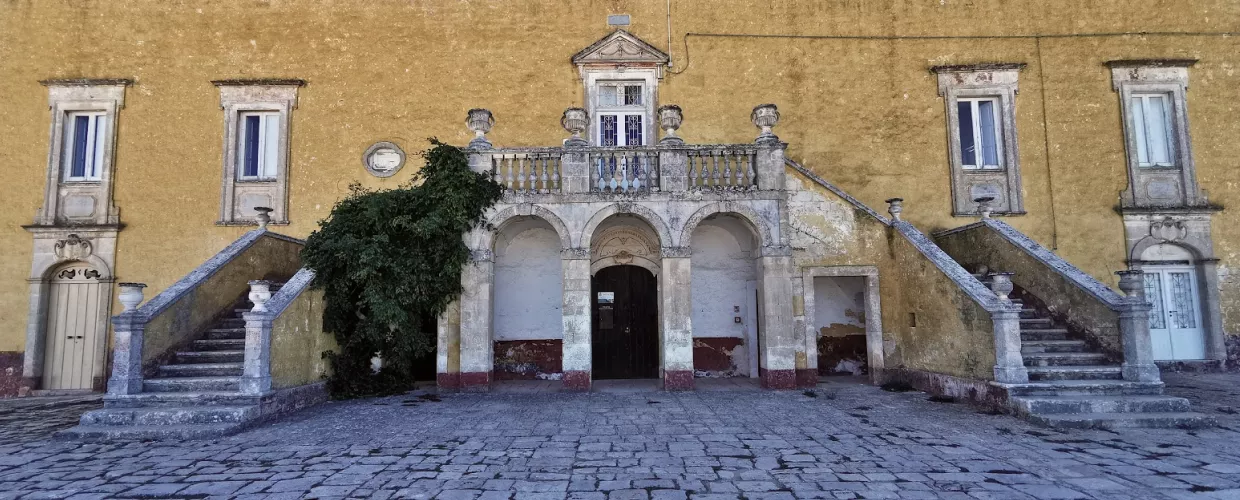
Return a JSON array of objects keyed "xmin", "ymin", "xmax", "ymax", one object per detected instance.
[{"xmin": 3, "ymin": 0, "xmax": 1240, "ymax": 357}]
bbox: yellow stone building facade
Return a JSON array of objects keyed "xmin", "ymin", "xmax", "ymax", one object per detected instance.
[{"xmin": 2, "ymin": 0, "xmax": 1240, "ymax": 399}]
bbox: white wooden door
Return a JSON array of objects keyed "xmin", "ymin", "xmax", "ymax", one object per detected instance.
[
  {"xmin": 1144, "ymin": 266, "xmax": 1206, "ymax": 360},
  {"xmin": 42, "ymin": 263, "xmax": 106, "ymax": 390}
]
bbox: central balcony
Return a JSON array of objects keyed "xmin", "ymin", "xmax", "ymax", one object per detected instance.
[{"xmin": 463, "ymin": 104, "xmax": 787, "ymax": 201}]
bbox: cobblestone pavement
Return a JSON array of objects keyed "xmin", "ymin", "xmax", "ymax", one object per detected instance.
[
  {"xmin": 0, "ymin": 395, "xmax": 101, "ymax": 445},
  {"xmin": 3, "ymin": 378, "xmax": 1240, "ymax": 499}
]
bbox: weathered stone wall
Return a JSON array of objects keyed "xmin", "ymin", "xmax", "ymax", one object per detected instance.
[
  {"xmin": 493, "ymin": 222, "xmax": 563, "ymax": 341},
  {"xmin": 690, "ymin": 218, "xmax": 757, "ymax": 377},
  {"xmin": 0, "ymin": 352, "xmax": 21, "ymax": 398},
  {"xmin": 2, "ymin": 0, "xmax": 1239, "ymax": 362},
  {"xmin": 141, "ymin": 234, "xmax": 303, "ymax": 369},
  {"xmin": 812, "ymin": 276, "xmax": 867, "ymax": 375},
  {"xmin": 936, "ymin": 223, "xmax": 1124, "ymax": 359},
  {"xmin": 270, "ymin": 288, "xmax": 336, "ymax": 390},
  {"xmin": 493, "ymin": 340, "xmax": 562, "ymax": 380}
]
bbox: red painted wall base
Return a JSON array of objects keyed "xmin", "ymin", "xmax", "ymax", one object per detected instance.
[
  {"xmin": 562, "ymin": 370, "xmax": 591, "ymax": 391},
  {"xmin": 459, "ymin": 371, "xmax": 492, "ymax": 392},
  {"xmin": 759, "ymin": 368, "xmax": 797, "ymax": 389},
  {"xmin": 795, "ymin": 368, "xmax": 817, "ymax": 388},
  {"xmin": 436, "ymin": 372, "xmax": 460, "ymax": 392},
  {"xmin": 663, "ymin": 370, "xmax": 694, "ymax": 391}
]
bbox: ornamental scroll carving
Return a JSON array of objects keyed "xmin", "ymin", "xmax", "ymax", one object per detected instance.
[{"xmin": 52, "ymin": 234, "xmax": 94, "ymax": 261}]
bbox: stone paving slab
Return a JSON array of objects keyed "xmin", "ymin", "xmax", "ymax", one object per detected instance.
[{"xmin": 1, "ymin": 377, "xmax": 1240, "ymax": 498}]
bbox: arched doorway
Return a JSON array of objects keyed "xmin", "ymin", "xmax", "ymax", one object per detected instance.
[
  {"xmin": 42, "ymin": 262, "xmax": 107, "ymax": 390},
  {"xmin": 591, "ymin": 265, "xmax": 659, "ymax": 379}
]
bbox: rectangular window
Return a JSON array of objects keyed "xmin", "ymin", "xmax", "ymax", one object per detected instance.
[
  {"xmin": 598, "ymin": 83, "xmax": 643, "ymax": 108},
  {"xmin": 237, "ymin": 111, "xmax": 280, "ymax": 180},
  {"xmin": 957, "ymin": 97, "xmax": 1003, "ymax": 170},
  {"xmin": 1130, "ymin": 93, "xmax": 1176, "ymax": 168},
  {"xmin": 62, "ymin": 111, "xmax": 106, "ymax": 182}
]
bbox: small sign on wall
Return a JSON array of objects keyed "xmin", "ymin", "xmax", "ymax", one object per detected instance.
[{"xmin": 597, "ymin": 292, "xmax": 614, "ymax": 303}]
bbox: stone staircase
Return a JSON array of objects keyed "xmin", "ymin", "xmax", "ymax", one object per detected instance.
[
  {"xmin": 58, "ymin": 285, "xmax": 281, "ymax": 441},
  {"xmin": 977, "ymin": 273, "xmax": 1214, "ymax": 429}
]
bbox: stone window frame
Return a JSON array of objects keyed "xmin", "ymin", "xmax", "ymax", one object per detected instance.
[
  {"xmin": 213, "ymin": 79, "xmax": 304, "ymax": 226},
  {"xmin": 581, "ymin": 68, "xmax": 660, "ymax": 147},
  {"xmin": 933, "ymin": 63, "xmax": 1027, "ymax": 216},
  {"xmin": 1108, "ymin": 59, "xmax": 1204, "ymax": 208},
  {"xmin": 799, "ymin": 266, "xmax": 884, "ymax": 383},
  {"xmin": 35, "ymin": 79, "xmax": 132, "ymax": 227}
]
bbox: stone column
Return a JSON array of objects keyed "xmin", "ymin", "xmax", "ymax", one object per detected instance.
[
  {"xmin": 21, "ymin": 281, "xmax": 47, "ymax": 393},
  {"xmin": 1117, "ymin": 270, "xmax": 1161, "ymax": 383},
  {"xmin": 757, "ymin": 251, "xmax": 798, "ymax": 389},
  {"xmin": 1199, "ymin": 260, "xmax": 1228, "ymax": 362},
  {"xmin": 107, "ymin": 282, "xmax": 147, "ymax": 396},
  {"xmin": 988, "ymin": 273, "xmax": 1028, "ymax": 384},
  {"xmin": 458, "ymin": 255, "xmax": 494, "ymax": 391},
  {"xmin": 791, "ymin": 276, "xmax": 816, "ymax": 387},
  {"xmin": 436, "ymin": 300, "xmax": 461, "ymax": 392},
  {"xmin": 561, "ymin": 250, "xmax": 592, "ymax": 391},
  {"xmin": 660, "ymin": 250, "xmax": 694, "ymax": 390},
  {"xmin": 239, "ymin": 280, "xmax": 274, "ymax": 396}
]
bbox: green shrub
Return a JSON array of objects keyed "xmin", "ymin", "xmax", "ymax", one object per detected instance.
[{"xmin": 301, "ymin": 140, "xmax": 503, "ymax": 398}]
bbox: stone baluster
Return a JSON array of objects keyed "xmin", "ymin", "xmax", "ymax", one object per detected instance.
[
  {"xmin": 107, "ymin": 282, "xmax": 148, "ymax": 396},
  {"xmin": 240, "ymin": 280, "xmax": 274, "ymax": 395},
  {"xmin": 1116, "ymin": 269, "xmax": 1161, "ymax": 382},
  {"xmin": 987, "ymin": 272, "xmax": 1028, "ymax": 384}
]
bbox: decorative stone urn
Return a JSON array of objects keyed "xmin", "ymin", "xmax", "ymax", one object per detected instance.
[
  {"xmin": 974, "ymin": 196, "xmax": 996, "ymax": 219},
  {"xmin": 1116, "ymin": 269, "xmax": 1146, "ymax": 300},
  {"xmin": 658, "ymin": 104, "xmax": 684, "ymax": 144},
  {"xmin": 254, "ymin": 206, "xmax": 273, "ymax": 229},
  {"xmin": 466, "ymin": 108, "xmax": 494, "ymax": 149},
  {"xmin": 751, "ymin": 103, "xmax": 780, "ymax": 144},
  {"xmin": 561, "ymin": 107, "xmax": 588, "ymax": 147},
  {"xmin": 885, "ymin": 198, "xmax": 904, "ymax": 222},
  {"xmin": 117, "ymin": 283, "xmax": 147, "ymax": 312},
  {"xmin": 988, "ymin": 272, "xmax": 1015, "ymax": 301},
  {"xmin": 248, "ymin": 280, "xmax": 273, "ymax": 313}
]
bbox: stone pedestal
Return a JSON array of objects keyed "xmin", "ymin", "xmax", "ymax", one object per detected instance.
[
  {"xmin": 991, "ymin": 306, "xmax": 1029, "ymax": 383},
  {"xmin": 240, "ymin": 312, "xmax": 273, "ymax": 395},
  {"xmin": 758, "ymin": 252, "xmax": 798, "ymax": 389},
  {"xmin": 660, "ymin": 255, "xmax": 694, "ymax": 390},
  {"xmin": 106, "ymin": 311, "xmax": 146, "ymax": 396},
  {"xmin": 561, "ymin": 254, "xmax": 592, "ymax": 391},
  {"xmin": 436, "ymin": 300, "xmax": 462, "ymax": 391}
]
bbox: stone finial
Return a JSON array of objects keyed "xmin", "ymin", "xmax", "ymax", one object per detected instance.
[
  {"xmin": 1116, "ymin": 269, "xmax": 1146, "ymax": 300},
  {"xmin": 466, "ymin": 108, "xmax": 494, "ymax": 149},
  {"xmin": 561, "ymin": 107, "xmax": 588, "ymax": 147},
  {"xmin": 658, "ymin": 105, "xmax": 684, "ymax": 145},
  {"xmin": 974, "ymin": 196, "xmax": 995, "ymax": 219},
  {"xmin": 751, "ymin": 103, "xmax": 780, "ymax": 144},
  {"xmin": 988, "ymin": 272, "xmax": 1015, "ymax": 301},
  {"xmin": 248, "ymin": 280, "xmax": 273, "ymax": 313},
  {"xmin": 254, "ymin": 206, "xmax": 273, "ymax": 229},
  {"xmin": 885, "ymin": 198, "xmax": 904, "ymax": 222},
  {"xmin": 117, "ymin": 282, "xmax": 147, "ymax": 312}
]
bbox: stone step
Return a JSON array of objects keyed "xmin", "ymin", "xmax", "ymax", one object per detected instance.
[
  {"xmin": 1019, "ymin": 318, "xmax": 1053, "ymax": 326},
  {"xmin": 1019, "ymin": 309, "xmax": 1039, "ymax": 319},
  {"xmin": 1001, "ymin": 380, "xmax": 1165, "ymax": 397},
  {"xmin": 79, "ymin": 406, "xmax": 256, "ymax": 426},
  {"xmin": 143, "ymin": 376, "xmax": 241, "ymax": 393},
  {"xmin": 1022, "ymin": 352, "xmax": 1109, "ymax": 367},
  {"xmin": 193, "ymin": 338, "xmax": 245, "ymax": 351},
  {"xmin": 1026, "ymin": 412, "xmax": 1216, "ymax": 430},
  {"xmin": 158, "ymin": 362, "xmax": 243, "ymax": 378},
  {"xmin": 217, "ymin": 318, "xmax": 246, "ymax": 328},
  {"xmin": 1011, "ymin": 395, "xmax": 1192, "ymax": 415},
  {"xmin": 1021, "ymin": 329, "xmax": 1069, "ymax": 341},
  {"xmin": 1026, "ymin": 365, "xmax": 1123, "ymax": 381},
  {"xmin": 176, "ymin": 350, "xmax": 243, "ymax": 364},
  {"xmin": 1021, "ymin": 340, "xmax": 1089, "ymax": 353},
  {"xmin": 54, "ymin": 422, "xmax": 247, "ymax": 441},
  {"xmin": 206, "ymin": 328, "xmax": 245, "ymax": 340},
  {"xmin": 104, "ymin": 391, "xmax": 259, "ymax": 408}
]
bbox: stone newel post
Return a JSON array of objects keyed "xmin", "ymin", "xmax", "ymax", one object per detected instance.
[
  {"xmin": 107, "ymin": 282, "xmax": 148, "ymax": 396},
  {"xmin": 656, "ymin": 106, "xmax": 690, "ymax": 192},
  {"xmin": 560, "ymin": 108, "xmax": 592, "ymax": 193},
  {"xmin": 988, "ymin": 273, "xmax": 1028, "ymax": 384},
  {"xmin": 240, "ymin": 280, "xmax": 275, "ymax": 395},
  {"xmin": 1116, "ymin": 269, "xmax": 1161, "ymax": 383},
  {"xmin": 751, "ymin": 104, "xmax": 786, "ymax": 191}
]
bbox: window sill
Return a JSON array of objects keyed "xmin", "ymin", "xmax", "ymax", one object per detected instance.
[
  {"xmin": 235, "ymin": 178, "xmax": 279, "ymax": 184},
  {"xmin": 951, "ymin": 211, "xmax": 1027, "ymax": 217},
  {"xmin": 59, "ymin": 180, "xmax": 103, "ymax": 186}
]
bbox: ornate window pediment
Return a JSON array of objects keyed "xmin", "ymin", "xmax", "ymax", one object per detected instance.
[{"xmin": 571, "ymin": 29, "xmax": 669, "ymax": 72}]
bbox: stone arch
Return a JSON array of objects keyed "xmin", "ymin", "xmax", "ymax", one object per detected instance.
[
  {"xmin": 679, "ymin": 201, "xmax": 772, "ymax": 249},
  {"xmin": 579, "ymin": 202, "xmax": 673, "ymax": 249},
  {"xmin": 1129, "ymin": 235, "xmax": 1206, "ymax": 264},
  {"xmin": 37, "ymin": 255, "xmax": 113, "ymax": 282},
  {"xmin": 479, "ymin": 204, "xmax": 572, "ymax": 253},
  {"xmin": 590, "ymin": 225, "xmax": 662, "ymax": 277}
]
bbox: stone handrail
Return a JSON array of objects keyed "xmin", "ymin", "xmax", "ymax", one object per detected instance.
[
  {"xmin": 107, "ymin": 229, "xmax": 305, "ymax": 396},
  {"xmin": 934, "ymin": 219, "xmax": 1159, "ymax": 383},
  {"xmin": 889, "ymin": 219, "xmax": 1027, "ymax": 384},
  {"xmin": 240, "ymin": 267, "xmax": 333, "ymax": 395}
]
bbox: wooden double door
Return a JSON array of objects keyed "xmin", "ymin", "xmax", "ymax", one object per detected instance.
[{"xmin": 591, "ymin": 265, "xmax": 659, "ymax": 379}]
